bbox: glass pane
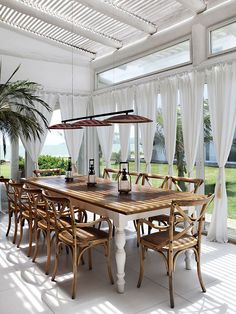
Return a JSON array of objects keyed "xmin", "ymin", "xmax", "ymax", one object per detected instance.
[
  {"xmin": 97, "ymin": 40, "xmax": 191, "ymax": 87},
  {"xmin": 211, "ymin": 21, "xmax": 236, "ymax": 54},
  {"xmin": 0, "ymin": 135, "xmax": 11, "ymax": 178}
]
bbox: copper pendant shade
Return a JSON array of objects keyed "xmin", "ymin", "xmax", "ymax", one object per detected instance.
[
  {"xmin": 48, "ymin": 123, "xmax": 83, "ymax": 130},
  {"xmin": 103, "ymin": 114, "xmax": 152, "ymax": 124},
  {"xmin": 72, "ymin": 119, "xmax": 112, "ymax": 127}
]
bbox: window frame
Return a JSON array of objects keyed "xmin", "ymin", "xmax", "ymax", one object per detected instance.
[
  {"xmin": 208, "ymin": 17, "xmax": 236, "ymax": 58},
  {"xmin": 95, "ymin": 36, "xmax": 192, "ymax": 90}
]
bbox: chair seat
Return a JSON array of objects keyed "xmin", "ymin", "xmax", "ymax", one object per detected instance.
[
  {"xmin": 141, "ymin": 230, "xmax": 197, "ymax": 251},
  {"xmin": 38, "ymin": 219, "xmax": 55, "ymax": 230},
  {"xmin": 22, "ymin": 209, "xmax": 37, "ymax": 219},
  {"xmin": 149, "ymin": 213, "xmax": 184, "ymax": 224},
  {"xmin": 59, "ymin": 227, "xmax": 109, "ymax": 245}
]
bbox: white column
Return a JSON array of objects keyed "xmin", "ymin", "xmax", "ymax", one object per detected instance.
[{"xmin": 192, "ymin": 23, "xmax": 207, "ymax": 66}]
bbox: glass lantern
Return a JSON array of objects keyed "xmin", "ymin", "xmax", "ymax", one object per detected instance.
[
  {"xmin": 87, "ymin": 158, "xmax": 96, "ymax": 186},
  {"xmin": 118, "ymin": 162, "xmax": 131, "ymax": 193}
]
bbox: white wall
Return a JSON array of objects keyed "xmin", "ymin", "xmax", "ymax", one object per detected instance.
[{"xmin": 0, "ymin": 54, "xmax": 91, "ymax": 93}]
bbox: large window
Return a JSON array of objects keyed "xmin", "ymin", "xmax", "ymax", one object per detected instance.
[
  {"xmin": 209, "ymin": 20, "xmax": 236, "ymax": 55},
  {"xmin": 97, "ymin": 40, "xmax": 191, "ymax": 88}
]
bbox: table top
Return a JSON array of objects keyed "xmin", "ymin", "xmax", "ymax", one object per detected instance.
[{"xmin": 24, "ymin": 176, "xmax": 207, "ymax": 216}]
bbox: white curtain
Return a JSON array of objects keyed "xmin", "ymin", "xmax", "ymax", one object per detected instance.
[
  {"xmin": 179, "ymin": 71, "xmax": 205, "ymax": 177},
  {"xmin": 114, "ymin": 87, "xmax": 134, "ymax": 162},
  {"xmin": 21, "ymin": 93, "xmax": 56, "ymax": 169},
  {"xmin": 136, "ymin": 82, "xmax": 157, "ymax": 173},
  {"xmin": 59, "ymin": 94, "xmax": 88, "ymax": 174},
  {"xmin": 93, "ymin": 92, "xmax": 116, "ymax": 167},
  {"xmin": 160, "ymin": 76, "xmax": 178, "ymax": 175},
  {"xmin": 206, "ymin": 62, "xmax": 236, "ymax": 243}
]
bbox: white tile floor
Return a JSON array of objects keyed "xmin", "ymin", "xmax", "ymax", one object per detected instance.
[{"xmin": 0, "ymin": 213, "xmax": 236, "ymax": 314}]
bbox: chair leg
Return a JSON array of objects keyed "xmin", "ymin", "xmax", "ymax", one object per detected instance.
[
  {"xmin": 168, "ymin": 252, "xmax": 174, "ymax": 308},
  {"xmin": 6, "ymin": 210, "xmax": 12, "ymax": 237},
  {"xmin": 17, "ymin": 216, "xmax": 23, "ymax": 247},
  {"xmin": 45, "ymin": 230, "xmax": 51, "ymax": 275},
  {"xmin": 27, "ymin": 219, "xmax": 33, "ymax": 257},
  {"xmin": 13, "ymin": 212, "xmax": 19, "ymax": 244},
  {"xmin": 32, "ymin": 229, "xmax": 41, "ymax": 263},
  {"xmin": 72, "ymin": 247, "xmax": 80, "ymax": 299},
  {"xmin": 88, "ymin": 247, "xmax": 92, "ymax": 270},
  {"xmin": 195, "ymin": 249, "xmax": 206, "ymax": 292},
  {"xmin": 169, "ymin": 270, "xmax": 174, "ymax": 308},
  {"xmin": 137, "ymin": 245, "xmax": 145, "ymax": 288},
  {"xmin": 51, "ymin": 242, "xmax": 61, "ymax": 282}
]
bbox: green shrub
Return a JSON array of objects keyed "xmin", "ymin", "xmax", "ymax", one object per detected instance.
[
  {"xmin": 38, "ymin": 155, "xmax": 67, "ymax": 174},
  {"xmin": 19, "ymin": 156, "xmax": 25, "ymax": 171}
]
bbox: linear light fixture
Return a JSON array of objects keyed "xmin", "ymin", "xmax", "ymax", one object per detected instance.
[{"xmin": 61, "ymin": 109, "xmax": 152, "ymax": 125}]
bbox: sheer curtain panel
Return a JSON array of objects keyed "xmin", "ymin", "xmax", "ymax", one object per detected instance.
[
  {"xmin": 179, "ymin": 71, "xmax": 205, "ymax": 177},
  {"xmin": 21, "ymin": 93, "xmax": 56, "ymax": 170},
  {"xmin": 136, "ymin": 82, "xmax": 157, "ymax": 173},
  {"xmin": 114, "ymin": 87, "xmax": 134, "ymax": 162},
  {"xmin": 160, "ymin": 76, "xmax": 178, "ymax": 175},
  {"xmin": 59, "ymin": 95, "xmax": 88, "ymax": 174},
  {"xmin": 206, "ymin": 62, "xmax": 236, "ymax": 243},
  {"xmin": 93, "ymin": 92, "xmax": 115, "ymax": 168}
]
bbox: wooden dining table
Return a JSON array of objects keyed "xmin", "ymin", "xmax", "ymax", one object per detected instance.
[{"xmin": 24, "ymin": 175, "xmax": 207, "ymax": 293}]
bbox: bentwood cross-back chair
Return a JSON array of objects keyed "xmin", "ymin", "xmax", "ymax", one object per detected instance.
[
  {"xmin": 137, "ymin": 194, "xmax": 214, "ymax": 308},
  {"xmin": 140, "ymin": 173, "xmax": 169, "ymax": 188},
  {"xmin": 33, "ymin": 189, "xmax": 87, "ymax": 275},
  {"xmin": 6, "ymin": 181, "xmax": 25, "ymax": 244},
  {"xmin": 17, "ymin": 185, "xmax": 46, "ymax": 257},
  {"xmin": 148, "ymin": 176, "xmax": 204, "ymax": 227},
  {"xmin": 42, "ymin": 191, "xmax": 114, "ymax": 299}
]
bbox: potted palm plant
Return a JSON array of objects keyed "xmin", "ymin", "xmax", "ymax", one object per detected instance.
[{"xmin": 0, "ymin": 64, "xmax": 51, "ymax": 160}]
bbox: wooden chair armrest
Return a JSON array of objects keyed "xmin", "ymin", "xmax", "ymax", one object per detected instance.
[
  {"xmin": 75, "ymin": 217, "xmax": 113, "ymax": 239},
  {"xmin": 137, "ymin": 219, "xmax": 169, "ymax": 243}
]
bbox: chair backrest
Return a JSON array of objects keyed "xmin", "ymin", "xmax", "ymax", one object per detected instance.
[
  {"xmin": 42, "ymin": 190, "xmax": 73, "ymax": 234},
  {"xmin": 169, "ymin": 176, "xmax": 204, "ymax": 194},
  {"xmin": 168, "ymin": 194, "xmax": 215, "ymax": 248},
  {"xmin": 140, "ymin": 173, "xmax": 169, "ymax": 188},
  {"xmin": 103, "ymin": 168, "xmax": 141, "ymax": 184},
  {"xmin": 102, "ymin": 168, "xmax": 119, "ymax": 181},
  {"xmin": 33, "ymin": 168, "xmax": 61, "ymax": 177},
  {"xmin": 8, "ymin": 181, "xmax": 24, "ymax": 208},
  {"xmin": 21, "ymin": 185, "xmax": 44, "ymax": 214}
]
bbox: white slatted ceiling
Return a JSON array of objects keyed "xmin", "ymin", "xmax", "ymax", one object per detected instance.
[{"xmin": 0, "ymin": 0, "xmax": 210, "ymax": 59}]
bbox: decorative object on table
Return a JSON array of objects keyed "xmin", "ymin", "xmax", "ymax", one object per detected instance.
[
  {"xmin": 65, "ymin": 157, "xmax": 73, "ymax": 182},
  {"xmin": 118, "ymin": 162, "xmax": 131, "ymax": 193},
  {"xmin": 87, "ymin": 158, "xmax": 96, "ymax": 186}
]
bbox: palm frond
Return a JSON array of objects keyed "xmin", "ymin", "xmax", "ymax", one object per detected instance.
[{"xmin": 0, "ymin": 65, "xmax": 51, "ymax": 156}]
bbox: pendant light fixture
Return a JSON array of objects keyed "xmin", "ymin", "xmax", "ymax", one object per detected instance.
[{"xmin": 48, "ymin": 123, "xmax": 83, "ymax": 129}]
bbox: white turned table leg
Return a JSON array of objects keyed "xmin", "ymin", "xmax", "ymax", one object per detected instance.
[
  {"xmin": 185, "ymin": 250, "xmax": 192, "ymax": 270},
  {"xmin": 115, "ymin": 227, "xmax": 126, "ymax": 293}
]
